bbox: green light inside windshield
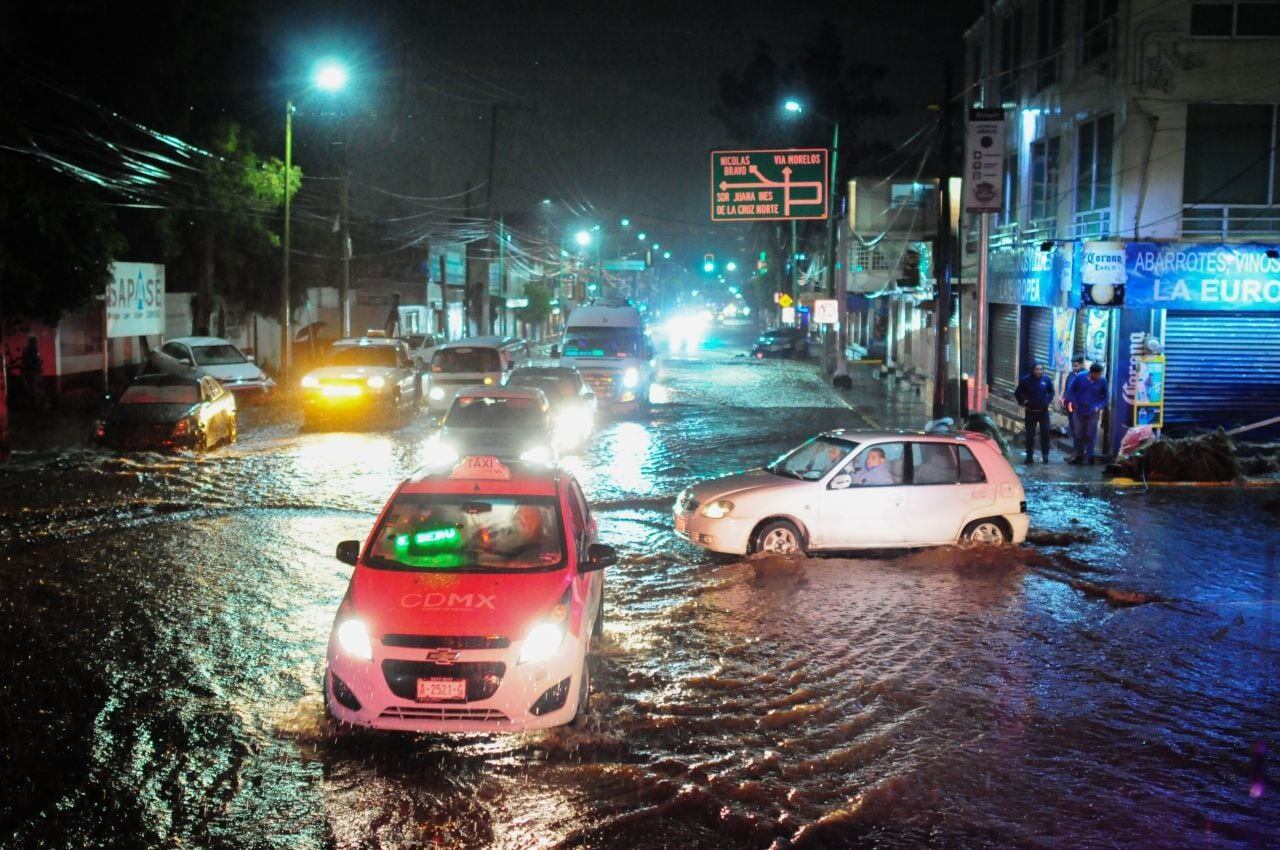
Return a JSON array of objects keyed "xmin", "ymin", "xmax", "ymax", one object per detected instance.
[
  {"xmin": 394, "ymin": 526, "xmax": 462, "ymax": 554},
  {"xmin": 564, "ymin": 347, "xmax": 605, "ymax": 357}
]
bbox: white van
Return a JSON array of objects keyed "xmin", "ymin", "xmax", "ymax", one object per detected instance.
[
  {"xmin": 425, "ymin": 337, "xmax": 513, "ymax": 416},
  {"xmin": 556, "ymin": 301, "xmax": 653, "ymax": 413}
]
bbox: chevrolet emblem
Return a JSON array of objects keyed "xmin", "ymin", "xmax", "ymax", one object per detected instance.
[{"xmin": 425, "ymin": 649, "xmax": 459, "ymax": 664}]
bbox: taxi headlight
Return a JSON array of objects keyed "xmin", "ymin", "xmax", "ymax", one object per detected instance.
[
  {"xmin": 429, "ymin": 386, "xmax": 446, "ymax": 401},
  {"xmin": 622, "ymin": 367, "xmax": 639, "ymax": 388},
  {"xmin": 518, "ymin": 622, "xmax": 566, "ymax": 664},
  {"xmin": 700, "ymin": 499, "xmax": 734, "ymax": 519},
  {"xmin": 336, "ymin": 619, "xmax": 373, "ymax": 661},
  {"xmin": 520, "ymin": 445, "xmax": 552, "ymax": 464},
  {"xmin": 301, "ymin": 375, "xmax": 320, "ymax": 389},
  {"xmin": 366, "ymin": 375, "xmax": 386, "ymax": 390}
]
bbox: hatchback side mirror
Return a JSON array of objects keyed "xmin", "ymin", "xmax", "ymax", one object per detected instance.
[
  {"xmin": 829, "ymin": 474, "xmax": 852, "ymax": 491},
  {"xmin": 582, "ymin": 543, "xmax": 617, "ymax": 572},
  {"xmin": 550, "ymin": 345, "xmax": 561, "ymax": 359},
  {"xmin": 335, "ymin": 540, "xmax": 361, "ymax": 566}
]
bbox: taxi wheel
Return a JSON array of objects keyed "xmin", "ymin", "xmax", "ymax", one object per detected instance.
[
  {"xmin": 962, "ymin": 518, "xmax": 1009, "ymax": 544},
  {"xmin": 754, "ymin": 520, "xmax": 805, "ymax": 556}
]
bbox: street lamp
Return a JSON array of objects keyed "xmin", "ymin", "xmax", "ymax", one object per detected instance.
[
  {"xmin": 637, "ymin": 232, "xmax": 647, "ymax": 241},
  {"xmin": 782, "ymin": 97, "xmax": 846, "ymax": 385},
  {"xmin": 282, "ymin": 58, "xmax": 349, "ymax": 378}
]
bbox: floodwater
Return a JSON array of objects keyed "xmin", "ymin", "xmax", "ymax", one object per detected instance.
[{"xmin": 1, "ymin": 332, "xmax": 1277, "ymax": 849}]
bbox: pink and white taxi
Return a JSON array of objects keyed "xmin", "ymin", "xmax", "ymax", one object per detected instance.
[{"xmin": 325, "ymin": 455, "xmax": 613, "ymax": 732}]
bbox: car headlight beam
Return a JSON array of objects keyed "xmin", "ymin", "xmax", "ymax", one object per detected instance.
[
  {"xmin": 700, "ymin": 499, "xmax": 734, "ymax": 519},
  {"xmin": 622, "ymin": 367, "xmax": 639, "ymax": 388},
  {"xmin": 520, "ymin": 445, "xmax": 552, "ymax": 464},
  {"xmin": 301, "ymin": 375, "xmax": 320, "ymax": 389},
  {"xmin": 366, "ymin": 375, "xmax": 386, "ymax": 389},
  {"xmin": 429, "ymin": 386, "xmax": 446, "ymax": 400},
  {"xmin": 336, "ymin": 619, "xmax": 373, "ymax": 661},
  {"xmin": 518, "ymin": 622, "xmax": 566, "ymax": 664}
]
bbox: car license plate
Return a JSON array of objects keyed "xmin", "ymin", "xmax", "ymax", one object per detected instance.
[
  {"xmin": 416, "ymin": 677, "xmax": 466, "ymax": 702},
  {"xmin": 674, "ymin": 514, "xmax": 687, "ymax": 534}
]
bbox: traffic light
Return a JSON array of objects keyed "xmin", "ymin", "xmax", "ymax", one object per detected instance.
[{"xmin": 703, "ymin": 253, "xmax": 715, "ymax": 273}]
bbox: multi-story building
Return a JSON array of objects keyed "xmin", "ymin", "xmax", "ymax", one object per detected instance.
[{"xmin": 962, "ymin": 0, "xmax": 1280, "ymax": 448}]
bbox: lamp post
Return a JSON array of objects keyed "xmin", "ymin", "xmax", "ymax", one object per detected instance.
[
  {"xmin": 281, "ymin": 59, "xmax": 348, "ymax": 378},
  {"xmin": 783, "ymin": 99, "xmax": 847, "ymax": 385}
]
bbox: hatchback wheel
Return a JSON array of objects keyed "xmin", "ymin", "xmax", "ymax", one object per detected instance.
[
  {"xmin": 962, "ymin": 518, "xmax": 1008, "ymax": 544},
  {"xmin": 754, "ymin": 520, "xmax": 804, "ymax": 555}
]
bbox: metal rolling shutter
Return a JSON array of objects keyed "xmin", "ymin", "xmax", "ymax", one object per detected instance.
[
  {"xmin": 989, "ymin": 304, "xmax": 1020, "ymax": 397},
  {"xmin": 1162, "ymin": 312, "xmax": 1280, "ymax": 436},
  {"xmin": 1025, "ymin": 307, "xmax": 1053, "ymax": 374}
]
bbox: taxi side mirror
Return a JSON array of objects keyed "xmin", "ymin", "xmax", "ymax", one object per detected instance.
[
  {"xmin": 582, "ymin": 543, "xmax": 617, "ymax": 573},
  {"xmin": 829, "ymin": 474, "xmax": 852, "ymax": 491},
  {"xmin": 335, "ymin": 540, "xmax": 360, "ymax": 566}
]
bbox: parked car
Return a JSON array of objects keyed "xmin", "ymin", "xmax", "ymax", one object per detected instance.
[
  {"xmin": 505, "ymin": 366, "xmax": 596, "ymax": 450},
  {"xmin": 96, "ymin": 373, "xmax": 237, "ymax": 451},
  {"xmin": 427, "ymin": 386, "xmax": 558, "ymax": 465},
  {"xmin": 403, "ymin": 333, "xmax": 446, "ymax": 370},
  {"xmin": 160, "ymin": 336, "xmax": 275, "ymax": 400},
  {"xmin": 674, "ymin": 430, "xmax": 1028, "ymax": 555},
  {"xmin": 751, "ymin": 327, "xmax": 810, "ymax": 359},
  {"xmin": 325, "ymin": 454, "xmax": 614, "ymax": 732},
  {"xmin": 299, "ymin": 337, "xmax": 420, "ymax": 427}
]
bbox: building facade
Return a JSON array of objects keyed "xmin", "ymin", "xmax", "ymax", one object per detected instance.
[{"xmin": 963, "ymin": 0, "xmax": 1280, "ymax": 446}]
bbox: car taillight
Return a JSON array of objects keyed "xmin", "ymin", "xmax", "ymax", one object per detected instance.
[
  {"xmin": 94, "ymin": 420, "xmax": 106, "ymax": 438},
  {"xmin": 172, "ymin": 419, "xmax": 190, "ymax": 436}
]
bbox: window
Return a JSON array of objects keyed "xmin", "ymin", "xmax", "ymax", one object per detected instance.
[
  {"xmin": 1076, "ymin": 115, "xmax": 1114, "ymax": 212},
  {"xmin": 1030, "ymin": 136, "xmax": 1061, "ymax": 221},
  {"xmin": 958, "ymin": 447, "xmax": 987, "ymax": 483},
  {"xmin": 891, "ymin": 182, "xmax": 936, "ymax": 208},
  {"xmin": 910, "ymin": 443, "xmax": 959, "ymax": 485},
  {"xmin": 1184, "ymin": 104, "xmax": 1276, "ymax": 205},
  {"xmin": 1035, "ymin": 0, "xmax": 1064, "ymax": 90},
  {"xmin": 840, "ymin": 442, "xmax": 906, "ymax": 487},
  {"xmin": 1192, "ymin": 2, "xmax": 1280, "ymax": 36},
  {"xmin": 999, "ymin": 9, "xmax": 1024, "ymax": 105},
  {"xmin": 1081, "ymin": 0, "xmax": 1119, "ymax": 62}
]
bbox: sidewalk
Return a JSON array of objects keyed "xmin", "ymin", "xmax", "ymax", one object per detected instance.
[{"xmin": 825, "ymin": 359, "xmax": 1280, "ymax": 488}]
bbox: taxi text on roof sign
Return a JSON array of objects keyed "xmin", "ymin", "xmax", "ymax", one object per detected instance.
[
  {"xmin": 710, "ymin": 149, "xmax": 829, "ymax": 222},
  {"xmin": 450, "ymin": 456, "xmax": 513, "ymax": 480}
]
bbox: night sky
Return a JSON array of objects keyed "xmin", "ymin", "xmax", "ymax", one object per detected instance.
[{"xmin": 5, "ymin": 0, "xmax": 981, "ymax": 261}]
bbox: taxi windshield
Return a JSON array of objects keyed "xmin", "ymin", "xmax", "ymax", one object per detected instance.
[
  {"xmin": 433, "ymin": 348, "xmax": 501, "ymax": 373},
  {"xmin": 328, "ymin": 345, "xmax": 399, "ymax": 368},
  {"xmin": 767, "ymin": 436, "xmax": 858, "ymax": 480},
  {"xmin": 366, "ymin": 495, "xmax": 564, "ymax": 572}
]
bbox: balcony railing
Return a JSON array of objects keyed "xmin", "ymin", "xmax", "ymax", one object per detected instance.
[
  {"xmin": 1070, "ymin": 209, "xmax": 1112, "ymax": 240},
  {"xmin": 990, "ymin": 222, "xmax": 1020, "ymax": 250},
  {"xmin": 1182, "ymin": 206, "xmax": 1280, "ymax": 239},
  {"xmin": 1021, "ymin": 218, "xmax": 1058, "ymax": 244}
]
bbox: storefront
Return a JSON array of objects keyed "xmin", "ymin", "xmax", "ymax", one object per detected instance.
[
  {"xmin": 986, "ymin": 245, "xmax": 1072, "ymax": 412},
  {"xmin": 1108, "ymin": 242, "xmax": 1280, "ymax": 443}
]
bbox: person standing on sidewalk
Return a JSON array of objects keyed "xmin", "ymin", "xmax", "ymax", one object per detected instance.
[
  {"xmin": 1015, "ymin": 362, "xmax": 1055, "ymax": 464},
  {"xmin": 1062, "ymin": 356, "xmax": 1086, "ymax": 433},
  {"xmin": 1066, "ymin": 363, "xmax": 1109, "ymax": 465}
]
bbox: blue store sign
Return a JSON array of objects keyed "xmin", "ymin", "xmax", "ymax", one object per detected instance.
[
  {"xmin": 1125, "ymin": 242, "xmax": 1280, "ymax": 311},
  {"xmin": 988, "ymin": 247, "xmax": 1065, "ymax": 308}
]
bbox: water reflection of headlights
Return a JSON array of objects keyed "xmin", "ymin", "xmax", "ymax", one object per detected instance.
[{"xmin": 336, "ymin": 619, "xmax": 372, "ymax": 661}]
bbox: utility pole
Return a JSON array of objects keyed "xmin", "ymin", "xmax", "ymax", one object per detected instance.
[
  {"xmin": 339, "ymin": 170, "xmax": 351, "ymax": 337},
  {"xmin": 932, "ymin": 64, "xmax": 955, "ymax": 419},
  {"xmin": 973, "ymin": 0, "xmax": 996, "ymax": 413},
  {"xmin": 281, "ymin": 100, "xmax": 293, "ymax": 376}
]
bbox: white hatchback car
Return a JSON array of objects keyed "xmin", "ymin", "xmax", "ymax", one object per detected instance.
[{"xmin": 674, "ymin": 430, "xmax": 1029, "ymax": 555}]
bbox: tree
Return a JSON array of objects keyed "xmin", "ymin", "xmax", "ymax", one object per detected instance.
[
  {"xmin": 161, "ymin": 124, "xmax": 300, "ymax": 334},
  {"xmin": 516, "ymin": 284, "xmax": 553, "ymax": 332}
]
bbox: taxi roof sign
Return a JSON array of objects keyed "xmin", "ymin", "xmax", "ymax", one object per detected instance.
[{"xmin": 450, "ymin": 456, "xmax": 512, "ymax": 480}]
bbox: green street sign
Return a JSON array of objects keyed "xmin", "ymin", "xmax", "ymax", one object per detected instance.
[{"xmin": 710, "ymin": 148, "xmax": 829, "ymax": 222}]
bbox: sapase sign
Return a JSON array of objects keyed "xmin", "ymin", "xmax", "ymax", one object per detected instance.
[
  {"xmin": 1124, "ymin": 242, "xmax": 1280, "ymax": 311},
  {"xmin": 106, "ymin": 262, "xmax": 165, "ymax": 338}
]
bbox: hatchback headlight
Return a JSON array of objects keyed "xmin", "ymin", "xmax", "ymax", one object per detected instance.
[
  {"xmin": 700, "ymin": 499, "xmax": 734, "ymax": 519},
  {"xmin": 301, "ymin": 375, "xmax": 320, "ymax": 389},
  {"xmin": 518, "ymin": 589, "xmax": 570, "ymax": 664},
  {"xmin": 336, "ymin": 619, "xmax": 373, "ymax": 661},
  {"xmin": 429, "ymin": 386, "xmax": 446, "ymax": 400},
  {"xmin": 366, "ymin": 375, "xmax": 386, "ymax": 389},
  {"xmin": 622, "ymin": 367, "xmax": 639, "ymax": 388}
]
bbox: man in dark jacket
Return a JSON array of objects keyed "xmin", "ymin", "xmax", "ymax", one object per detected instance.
[
  {"xmin": 1066, "ymin": 363, "xmax": 1109, "ymax": 464},
  {"xmin": 1015, "ymin": 361, "xmax": 1055, "ymax": 463},
  {"xmin": 1062, "ymin": 355, "xmax": 1086, "ymax": 432}
]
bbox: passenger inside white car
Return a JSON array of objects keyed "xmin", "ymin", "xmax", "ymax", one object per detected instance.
[{"xmin": 842, "ymin": 443, "xmax": 905, "ymax": 487}]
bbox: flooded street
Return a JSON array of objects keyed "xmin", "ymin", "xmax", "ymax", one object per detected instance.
[{"xmin": 2, "ymin": 337, "xmax": 1277, "ymax": 849}]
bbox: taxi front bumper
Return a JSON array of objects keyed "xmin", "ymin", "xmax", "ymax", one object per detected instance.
[{"xmin": 326, "ymin": 633, "xmax": 588, "ymax": 733}]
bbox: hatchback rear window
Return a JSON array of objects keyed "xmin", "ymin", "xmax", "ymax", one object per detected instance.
[{"xmin": 433, "ymin": 348, "xmax": 501, "ymax": 373}]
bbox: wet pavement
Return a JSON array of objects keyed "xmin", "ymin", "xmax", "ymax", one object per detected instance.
[{"xmin": 1, "ymin": 329, "xmax": 1277, "ymax": 849}]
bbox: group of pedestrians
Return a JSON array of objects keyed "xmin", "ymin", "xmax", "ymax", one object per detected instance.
[{"xmin": 1014, "ymin": 357, "xmax": 1109, "ymax": 465}]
